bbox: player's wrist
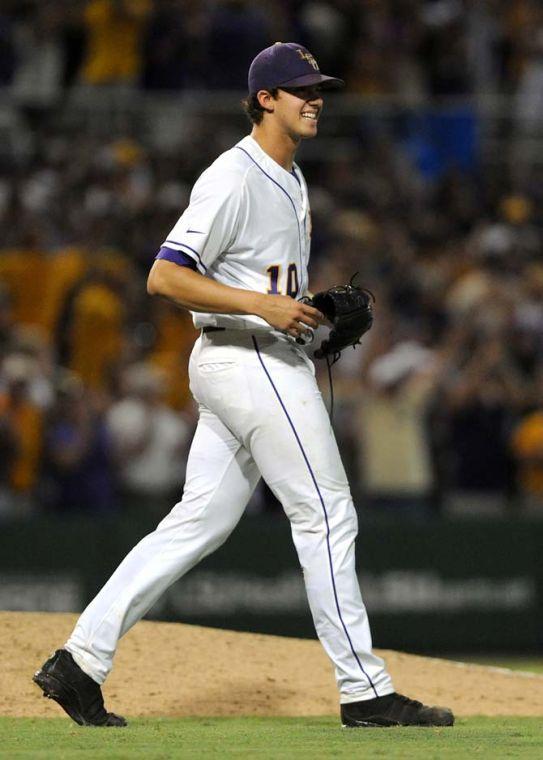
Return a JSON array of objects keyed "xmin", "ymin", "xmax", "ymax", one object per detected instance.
[{"xmin": 246, "ymin": 291, "xmax": 268, "ymax": 319}]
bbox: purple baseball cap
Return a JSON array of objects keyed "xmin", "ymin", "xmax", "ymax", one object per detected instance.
[{"xmin": 248, "ymin": 42, "xmax": 344, "ymax": 95}]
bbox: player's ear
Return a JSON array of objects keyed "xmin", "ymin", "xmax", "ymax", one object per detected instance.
[{"xmin": 256, "ymin": 89, "xmax": 275, "ymax": 113}]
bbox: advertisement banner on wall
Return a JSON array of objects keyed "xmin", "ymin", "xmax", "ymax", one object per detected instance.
[{"xmin": 0, "ymin": 515, "xmax": 541, "ymax": 652}]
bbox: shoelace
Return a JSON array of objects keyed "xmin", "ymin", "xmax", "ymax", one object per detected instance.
[{"xmin": 394, "ymin": 693, "xmax": 423, "ymax": 709}]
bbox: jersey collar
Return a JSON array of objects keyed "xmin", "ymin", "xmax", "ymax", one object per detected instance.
[{"xmin": 237, "ymin": 135, "xmax": 301, "ymax": 186}]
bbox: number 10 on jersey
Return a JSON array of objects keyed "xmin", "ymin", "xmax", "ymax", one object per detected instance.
[{"xmin": 267, "ymin": 264, "xmax": 299, "ymax": 298}]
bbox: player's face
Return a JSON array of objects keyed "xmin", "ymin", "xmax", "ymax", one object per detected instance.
[{"xmin": 274, "ymin": 85, "xmax": 324, "ymax": 140}]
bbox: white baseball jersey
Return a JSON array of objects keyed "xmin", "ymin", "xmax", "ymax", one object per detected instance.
[{"xmin": 159, "ymin": 135, "xmax": 310, "ymax": 331}]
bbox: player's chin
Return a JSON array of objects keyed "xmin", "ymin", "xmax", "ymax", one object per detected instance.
[{"xmin": 299, "ymin": 120, "xmax": 319, "ymax": 137}]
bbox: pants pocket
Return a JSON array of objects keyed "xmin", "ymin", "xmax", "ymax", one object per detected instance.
[{"xmin": 197, "ymin": 362, "xmax": 237, "ymax": 373}]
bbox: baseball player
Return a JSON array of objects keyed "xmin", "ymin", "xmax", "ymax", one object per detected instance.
[{"xmin": 34, "ymin": 43, "xmax": 454, "ymax": 729}]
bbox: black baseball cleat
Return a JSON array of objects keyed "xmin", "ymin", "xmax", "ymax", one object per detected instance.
[
  {"xmin": 33, "ymin": 649, "xmax": 127, "ymax": 727},
  {"xmin": 341, "ymin": 692, "xmax": 454, "ymax": 728}
]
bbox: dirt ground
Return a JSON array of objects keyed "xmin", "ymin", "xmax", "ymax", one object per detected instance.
[{"xmin": 2, "ymin": 612, "xmax": 543, "ymax": 718}]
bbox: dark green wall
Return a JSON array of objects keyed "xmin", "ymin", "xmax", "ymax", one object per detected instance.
[{"xmin": 1, "ymin": 514, "xmax": 542, "ymax": 653}]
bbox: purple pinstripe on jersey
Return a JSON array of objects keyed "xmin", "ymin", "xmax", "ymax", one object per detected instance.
[
  {"xmin": 235, "ymin": 146, "xmax": 304, "ymax": 298},
  {"xmin": 251, "ymin": 335, "xmax": 379, "ymax": 698}
]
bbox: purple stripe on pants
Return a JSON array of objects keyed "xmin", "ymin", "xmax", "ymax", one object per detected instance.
[{"xmin": 252, "ymin": 335, "xmax": 378, "ymax": 698}]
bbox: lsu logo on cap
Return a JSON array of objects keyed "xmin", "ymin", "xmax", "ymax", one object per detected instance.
[{"xmin": 297, "ymin": 49, "xmax": 319, "ymax": 71}]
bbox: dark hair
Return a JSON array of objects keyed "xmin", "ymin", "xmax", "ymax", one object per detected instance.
[{"xmin": 241, "ymin": 89, "xmax": 279, "ymax": 125}]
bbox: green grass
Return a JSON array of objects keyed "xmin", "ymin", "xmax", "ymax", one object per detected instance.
[{"xmin": 0, "ymin": 717, "xmax": 542, "ymax": 759}]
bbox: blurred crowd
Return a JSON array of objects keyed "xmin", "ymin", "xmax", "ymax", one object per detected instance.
[
  {"xmin": 2, "ymin": 1, "xmax": 543, "ymax": 521},
  {"xmin": 1, "ymin": 0, "xmax": 543, "ymax": 99}
]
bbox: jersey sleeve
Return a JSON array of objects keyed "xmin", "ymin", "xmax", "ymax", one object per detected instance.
[{"xmin": 160, "ymin": 166, "xmax": 243, "ymax": 274}]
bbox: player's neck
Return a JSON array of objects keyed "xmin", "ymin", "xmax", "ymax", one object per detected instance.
[{"xmin": 250, "ymin": 125, "xmax": 299, "ymax": 172}]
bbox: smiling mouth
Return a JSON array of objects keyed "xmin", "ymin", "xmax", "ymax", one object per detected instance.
[{"xmin": 301, "ymin": 112, "xmax": 318, "ymax": 121}]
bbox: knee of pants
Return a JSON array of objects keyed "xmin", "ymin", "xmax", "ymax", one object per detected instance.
[
  {"xmin": 198, "ymin": 526, "xmax": 233, "ymax": 561},
  {"xmin": 326, "ymin": 500, "xmax": 359, "ymax": 542},
  {"xmin": 157, "ymin": 502, "xmax": 240, "ymax": 551},
  {"xmin": 286, "ymin": 490, "xmax": 357, "ymax": 531}
]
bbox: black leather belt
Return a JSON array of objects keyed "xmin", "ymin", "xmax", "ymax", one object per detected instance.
[{"xmin": 202, "ymin": 326, "xmax": 226, "ymax": 333}]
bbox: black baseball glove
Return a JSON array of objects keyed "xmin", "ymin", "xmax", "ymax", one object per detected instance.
[{"xmin": 310, "ymin": 278, "xmax": 375, "ymax": 360}]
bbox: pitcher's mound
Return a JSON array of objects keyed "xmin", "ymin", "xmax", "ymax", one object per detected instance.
[{"xmin": 2, "ymin": 612, "xmax": 543, "ymax": 718}]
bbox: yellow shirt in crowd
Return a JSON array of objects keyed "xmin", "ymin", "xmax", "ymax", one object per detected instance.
[
  {"xmin": 81, "ymin": 0, "xmax": 151, "ymax": 85},
  {"xmin": 512, "ymin": 411, "xmax": 543, "ymax": 495}
]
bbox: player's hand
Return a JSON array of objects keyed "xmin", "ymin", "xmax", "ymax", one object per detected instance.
[{"xmin": 256, "ymin": 294, "xmax": 325, "ymax": 338}]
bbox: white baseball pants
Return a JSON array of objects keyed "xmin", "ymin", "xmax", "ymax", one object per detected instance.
[{"xmin": 66, "ymin": 330, "xmax": 394, "ymax": 702}]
